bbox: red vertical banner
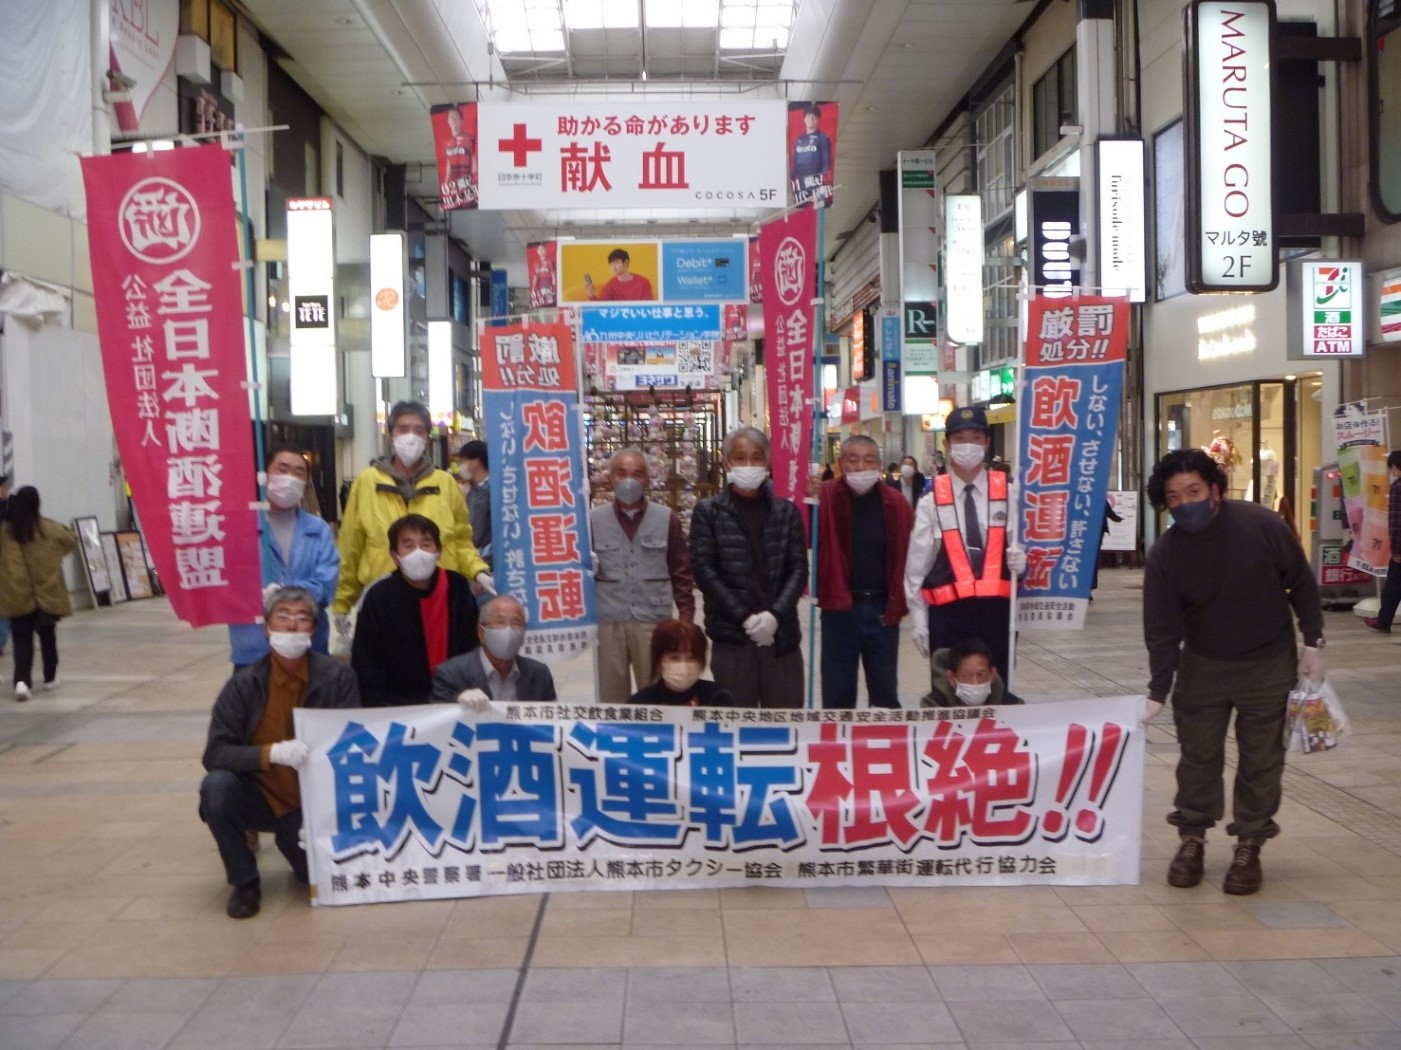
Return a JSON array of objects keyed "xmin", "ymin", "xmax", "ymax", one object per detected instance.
[
  {"xmin": 80, "ymin": 144, "xmax": 261, "ymax": 627},
  {"xmin": 787, "ymin": 101, "xmax": 838, "ymax": 208},
  {"xmin": 527, "ymin": 239, "xmax": 559, "ymax": 310},
  {"xmin": 430, "ymin": 102, "xmax": 479, "ymax": 211},
  {"xmin": 759, "ymin": 206, "xmax": 817, "ymax": 502}
]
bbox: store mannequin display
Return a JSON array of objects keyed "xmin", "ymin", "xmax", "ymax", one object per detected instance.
[
  {"xmin": 1206, "ymin": 432, "xmax": 1242, "ymax": 497},
  {"xmin": 1259, "ymin": 443, "xmax": 1279, "ymax": 507}
]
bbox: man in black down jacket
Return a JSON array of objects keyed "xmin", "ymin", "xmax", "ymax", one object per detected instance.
[
  {"xmin": 689, "ymin": 426, "xmax": 808, "ymax": 707},
  {"xmin": 200, "ymin": 586, "xmax": 360, "ymax": 919}
]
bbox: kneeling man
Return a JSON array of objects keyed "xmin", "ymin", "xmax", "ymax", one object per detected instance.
[{"xmin": 200, "ymin": 586, "xmax": 360, "ymax": 918}]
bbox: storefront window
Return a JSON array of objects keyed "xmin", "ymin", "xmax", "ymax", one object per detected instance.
[{"xmin": 1373, "ymin": 0, "xmax": 1401, "ymax": 218}]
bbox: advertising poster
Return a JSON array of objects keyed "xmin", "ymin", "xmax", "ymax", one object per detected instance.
[
  {"xmin": 298, "ymin": 696, "xmax": 1146, "ymax": 905},
  {"xmin": 559, "ymin": 241, "xmax": 659, "ymax": 303},
  {"xmin": 579, "ymin": 304, "xmax": 723, "ymax": 344},
  {"xmin": 1102, "ymin": 491, "xmax": 1140, "ymax": 553},
  {"xmin": 787, "ymin": 101, "xmax": 838, "ymax": 208},
  {"xmin": 759, "ymin": 206, "xmax": 818, "ymax": 502},
  {"xmin": 429, "ymin": 102, "xmax": 479, "ymax": 211},
  {"xmin": 479, "ymin": 323, "xmax": 597, "ymax": 661},
  {"xmin": 476, "ymin": 102, "xmax": 786, "ymax": 210},
  {"xmin": 527, "ymin": 239, "xmax": 559, "ymax": 310},
  {"xmin": 748, "ymin": 235, "xmax": 763, "ymax": 304},
  {"xmin": 80, "ymin": 144, "xmax": 262, "ymax": 628},
  {"xmin": 108, "ymin": 0, "xmax": 178, "ymax": 133},
  {"xmin": 659, "ymin": 239, "xmax": 747, "ymax": 301},
  {"xmin": 1015, "ymin": 296, "xmax": 1130, "ymax": 630},
  {"xmin": 1339, "ymin": 444, "xmax": 1392, "ymax": 576}
]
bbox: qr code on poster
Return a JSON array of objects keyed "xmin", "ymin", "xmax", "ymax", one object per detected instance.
[{"xmin": 677, "ymin": 342, "xmax": 714, "ymax": 374}]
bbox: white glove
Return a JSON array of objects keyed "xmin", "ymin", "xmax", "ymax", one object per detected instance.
[
  {"xmin": 297, "ymin": 825, "xmax": 307, "ymax": 851},
  {"xmin": 456, "ymin": 688, "xmax": 493, "ymax": 714},
  {"xmin": 268, "ymin": 740, "xmax": 310, "ymax": 770},
  {"xmin": 746, "ymin": 610, "xmax": 779, "ymax": 647},
  {"xmin": 475, "ymin": 572, "xmax": 497, "ymax": 596},
  {"xmin": 1141, "ymin": 699, "xmax": 1164, "ymax": 727},
  {"xmin": 334, "ymin": 613, "xmax": 351, "ymax": 638},
  {"xmin": 261, "ymin": 582, "xmax": 281, "ymax": 606},
  {"xmin": 1299, "ymin": 646, "xmax": 1325, "ymax": 686},
  {"xmin": 1006, "ymin": 544, "xmax": 1028, "ymax": 575},
  {"xmin": 742, "ymin": 613, "xmax": 760, "ymax": 632},
  {"xmin": 912, "ymin": 622, "xmax": 930, "ymax": 659}
]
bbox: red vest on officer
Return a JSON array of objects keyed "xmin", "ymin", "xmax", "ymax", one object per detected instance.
[{"xmin": 920, "ymin": 469, "xmax": 1012, "ymax": 606}]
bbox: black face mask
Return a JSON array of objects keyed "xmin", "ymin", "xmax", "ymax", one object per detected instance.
[{"xmin": 1169, "ymin": 498, "xmax": 1215, "ymax": 533}]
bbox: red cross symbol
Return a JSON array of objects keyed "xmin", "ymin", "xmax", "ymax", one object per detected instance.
[{"xmin": 498, "ymin": 123, "xmax": 542, "ymax": 167}]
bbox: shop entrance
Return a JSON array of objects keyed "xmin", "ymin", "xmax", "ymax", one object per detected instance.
[{"xmin": 1156, "ymin": 375, "xmax": 1322, "ymax": 547}]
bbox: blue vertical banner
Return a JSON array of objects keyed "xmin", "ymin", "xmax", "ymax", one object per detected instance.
[
  {"xmin": 879, "ymin": 307, "xmax": 902, "ymax": 413},
  {"xmin": 490, "ymin": 267, "xmax": 509, "ymax": 327},
  {"xmin": 480, "ymin": 322, "xmax": 596, "ymax": 662},
  {"xmin": 1015, "ymin": 296, "xmax": 1129, "ymax": 631}
]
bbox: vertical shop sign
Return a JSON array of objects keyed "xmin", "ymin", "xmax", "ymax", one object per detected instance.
[
  {"xmin": 880, "ymin": 307, "xmax": 902, "ymax": 413},
  {"xmin": 944, "ymin": 195, "xmax": 984, "ymax": 344},
  {"xmin": 370, "ymin": 232, "xmax": 406, "ymax": 378},
  {"xmin": 80, "ymin": 144, "xmax": 261, "ymax": 627},
  {"xmin": 1016, "ymin": 296, "xmax": 1129, "ymax": 631},
  {"xmin": 1030, "ymin": 182, "xmax": 1081, "ymax": 299},
  {"xmin": 759, "ymin": 207, "xmax": 818, "ymax": 501},
  {"xmin": 1184, "ymin": 0, "xmax": 1277, "ymax": 293},
  {"xmin": 430, "ymin": 102, "xmax": 479, "ymax": 211},
  {"xmin": 1297, "ymin": 262, "xmax": 1365, "ymax": 357},
  {"xmin": 1096, "ymin": 139, "xmax": 1148, "ymax": 303},
  {"xmin": 479, "ymin": 322, "xmax": 597, "ymax": 662},
  {"xmin": 1381, "ymin": 268, "xmax": 1401, "ymax": 343},
  {"xmin": 287, "ymin": 197, "xmax": 337, "ymax": 415}
]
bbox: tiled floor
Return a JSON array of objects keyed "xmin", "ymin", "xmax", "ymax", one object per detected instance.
[{"xmin": 3, "ymin": 570, "xmax": 1401, "ymax": 1048}]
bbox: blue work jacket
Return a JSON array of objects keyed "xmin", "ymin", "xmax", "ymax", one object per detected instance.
[{"xmin": 227, "ymin": 509, "xmax": 340, "ymax": 665}]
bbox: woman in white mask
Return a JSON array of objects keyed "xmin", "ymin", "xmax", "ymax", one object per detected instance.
[
  {"xmin": 922, "ymin": 638, "xmax": 1024, "ymax": 708},
  {"xmin": 332, "ymin": 401, "xmax": 494, "ymax": 641},
  {"xmin": 626, "ymin": 619, "xmax": 735, "ymax": 707},
  {"xmin": 349, "ymin": 514, "xmax": 482, "ymax": 707}
]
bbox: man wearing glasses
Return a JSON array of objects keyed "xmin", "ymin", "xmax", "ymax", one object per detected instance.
[{"xmin": 199, "ymin": 586, "xmax": 360, "ymax": 919}]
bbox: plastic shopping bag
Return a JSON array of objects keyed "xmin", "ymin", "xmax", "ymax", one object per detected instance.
[{"xmin": 1285, "ymin": 677, "xmax": 1349, "ymax": 753}]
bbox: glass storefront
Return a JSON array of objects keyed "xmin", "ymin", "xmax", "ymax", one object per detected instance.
[{"xmin": 1156, "ymin": 375, "xmax": 1323, "ymax": 545}]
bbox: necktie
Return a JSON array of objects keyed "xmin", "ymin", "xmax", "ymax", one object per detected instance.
[{"xmin": 964, "ymin": 483, "xmax": 984, "ymax": 573}]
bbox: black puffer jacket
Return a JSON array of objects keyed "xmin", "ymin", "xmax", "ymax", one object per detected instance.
[{"xmin": 689, "ymin": 485, "xmax": 808, "ymax": 653}]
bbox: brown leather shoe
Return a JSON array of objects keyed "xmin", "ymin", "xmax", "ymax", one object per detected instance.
[
  {"xmin": 1167, "ymin": 836, "xmax": 1206, "ymax": 888},
  {"xmin": 1223, "ymin": 843, "xmax": 1262, "ymax": 895}
]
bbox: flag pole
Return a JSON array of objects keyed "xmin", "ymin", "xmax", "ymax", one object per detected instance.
[
  {"xmin": 230, "ymin": 128, "xmax": 266, "ymax": 495},
  {"xmin": 805, "ymin": 204, "xmax": 826, "ymax": 710}
]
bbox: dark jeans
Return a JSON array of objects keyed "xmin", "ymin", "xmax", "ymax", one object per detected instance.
[
  {"xmin": 927, "ymin": 597, "xmax": 1011, "ymax": 684},
  {"xmin": 1378, "ymin": 559, "xmax": 1401, "ymax": 628},
  {"xmin": 199, "ymin": 769, "xmax": 306, "ymax": 888},
  {"xmin": 1168, "ymin": 647, "xmax": 1296, "ymax": 842},
  {"xmin": 821, "ymin": 599, "xmax": 900, "ymax": 709},
  {"xmin": 11, "ymin": 611, "xmax": 57, "ymax": 689}
]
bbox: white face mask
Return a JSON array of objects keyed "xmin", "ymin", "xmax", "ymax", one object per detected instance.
[
  {"xmin": 392, "ymin": 433, "xmax": 427, "ymax": 464},
  {"xmin": 612, "ymin": 477, "xmax": 645, "ymax": 504},
  {"xmin": 660, "ymin": 659, "xmax": 702, "ymax": 693},
  {"xmin": 844, "ymin": 470, "xmax": 882, "ymax": 495},
  {"xmin": 265, "ymin": 475, "xmax": 305, "ymax": 510},
  {"xmin": 397, "ymin": 548, "xmax": 439, "ymax": 582},
  {"xmin": 954, "ymin": 680, "xmax": 993, "ymax": 706},
  {"xmin": 949, "ymin": 442, "xmax": 987, "ymax": 471},
  {"xmin": 268, "ymin": 630, "xmax": 313, "ymax": 659},
  {"xmin": 482, "ymin": 625, "xmax": 525, "ymax": 661},
  {"xmin": 729, "ymin": 465, "xmax": 768, "ymax": 491},
  {"xmin": 900, "ymin": 464, "xmax": 915, "ymax": 479}
]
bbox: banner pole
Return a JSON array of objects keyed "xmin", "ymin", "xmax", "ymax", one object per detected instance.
[
  {"xmin": 233, "ymin": 130, "xmax": 267, "ymax": 496},
  {"xmin": 1007, "ymin": 358, "xmax": 1023, "ymax": 692},
  {"xmin": 805, "ymin": 205, "xmax": 826, "ymax": 711}
]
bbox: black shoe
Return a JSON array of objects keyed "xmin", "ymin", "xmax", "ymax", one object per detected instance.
[
  {"xmin": 1364, "ymin": 617, "xmax": 1392, "ymax": 635},
  {"xmin": 1167, "ymin": 836, "xmax": 1206, "ymax": 888},
  {"xmin": 1223, "ymin": 843, "xmax": 1263, "ymax": 896},
  {"xmin": 226, "ymin": 882, "xmax": 261, "ymax": 919}
]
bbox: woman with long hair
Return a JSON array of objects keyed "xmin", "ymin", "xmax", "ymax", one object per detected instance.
[{"xmin": 0, "ymin": 487, "xmax": 77, "ymax": 700}]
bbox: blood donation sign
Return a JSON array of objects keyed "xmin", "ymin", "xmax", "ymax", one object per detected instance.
[
  {"xmin": 479, "ymin": 322, "xmax": 597, "ymax": 661},
  {"xmin": 81, "ymin": 145, "xmax": 262, "ymax": 627},
  {"xmin": 298, "ymin": 696, "xmax": 1145, "ymax": 905},
  {"xmin": 1015, "ymin": 296, "xmax": 1130, "ymax": 631}
]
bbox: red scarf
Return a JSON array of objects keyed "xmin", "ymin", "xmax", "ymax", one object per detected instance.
[{"xmin": 418, "ymin": 568, "xmax": 449, "ymax": 673}]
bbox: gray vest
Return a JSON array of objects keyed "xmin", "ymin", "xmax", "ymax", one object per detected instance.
[{"xmin": 591, "ymin": 502, "xmax": 675, "ymax": 623}]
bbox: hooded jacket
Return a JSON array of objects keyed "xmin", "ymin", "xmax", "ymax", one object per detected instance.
[
  {"xmin": 333, "ymin": 455, "xmax": 486, "ymax": 614},
  {"xmin": 0, "ymin": 518, "xmax": 78, "ymax": 619}
]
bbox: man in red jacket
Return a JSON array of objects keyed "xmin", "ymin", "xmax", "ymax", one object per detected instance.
[{"xmin": 817, "ymin": 435, "xmax": 914, "ymax": 708}]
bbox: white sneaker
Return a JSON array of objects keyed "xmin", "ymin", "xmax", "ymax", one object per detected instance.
[
  {"xmin": 42, "ymin": 678, "xmax": 58, "ymax": 691},
  {"xmin": 14, "ymin": 682, "xmax": 29, "ymax": 701}
]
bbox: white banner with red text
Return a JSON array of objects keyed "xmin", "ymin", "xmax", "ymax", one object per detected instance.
[
  {"xmin": 297, "ymin": 696, "xmax": 1146, "ymax": 906},
  {"xmin": 81, "ymin": 144, "xmax": 262, "ymax": 627}
]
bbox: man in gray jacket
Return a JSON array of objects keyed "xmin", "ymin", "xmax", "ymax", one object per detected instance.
[
  {"xmin": 199, "ymin": 587, "xmax": 360, "ymax": 920},
  {"xmin": 455, "ymin": 439, "xmax": 493, "ymax": 571},
  {"xmin": 430, "ymin": 594, "xmax": 557, "ymax": 704},
  {"xmin": 590, "ymin": 448, "xmax": 695, "ymax": 701}
]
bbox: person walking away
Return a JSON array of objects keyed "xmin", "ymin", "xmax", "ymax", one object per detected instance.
[
  {"xmin": 816, "ymin": 435, "xmax": 913, "ymax": 709},
  {"xmin": 689, "ymin": 427, "xmax": 808, "ymax": 708},
  {"xmin": 1143, "ymin": 449, "xmax": 1325, "ymax": 896},
  {"xmin": 333, "ymin": 401, "xmax": 492, "ymax": 639},
  {"xmin": 904, "ymin": 406, "xmax": 1027, "ymax": 682},
  {"xmin": 1364, "ymin": 450, "xmax": 1401, "ymax": 633},
  {"xmin": 590, "ymin": 448, "xmax": 695, "ymax": 701},
  {"xmin": 0, "ymin": 487, "xmax": 78, "ymax": 700}
]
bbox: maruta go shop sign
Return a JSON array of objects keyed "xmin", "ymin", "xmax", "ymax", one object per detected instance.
[{"xmin": 1184, "ymin": 0, "xmax": 1277, "ymax": 294}]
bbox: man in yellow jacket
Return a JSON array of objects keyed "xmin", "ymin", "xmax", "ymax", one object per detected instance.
[{"xmin": 332, "ymin": 401, "xmax": 493, "ymax": 636}]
